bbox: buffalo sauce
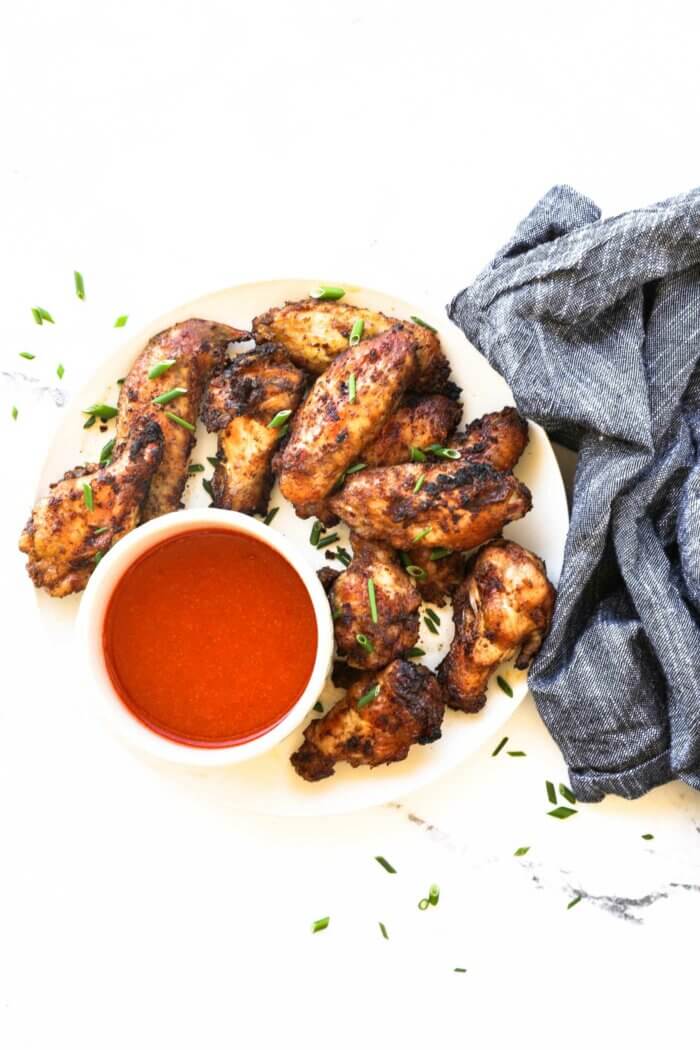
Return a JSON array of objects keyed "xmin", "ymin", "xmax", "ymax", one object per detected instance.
[{"xmin": 103, "ymin": 528, "xmax": 317, "ymax": 747}]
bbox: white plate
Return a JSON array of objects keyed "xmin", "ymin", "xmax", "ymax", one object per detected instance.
[{"xmin": 31, "ymin": 278, "xmax": 569, "ymax": 815}]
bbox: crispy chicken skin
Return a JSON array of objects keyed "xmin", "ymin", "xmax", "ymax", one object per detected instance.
[
  {"xmin": 402, "ymin": 546, "xmax": 465, "ymax": 607},
  {"xmin": 452, "ymin": 407, "xmax": 528, "ymax": 472},
  {"xmin": 19, "ymin": 421, "xmax": 163, "ymax": 597},
  {"xmin": 328, "ymin": 461, "xmax": 532, "ymax": 550},
  {"xmin": 117, "ymin": 319, "xmax": 248, "ymax": 521},
  {"xmin": 278, "ymin": 327, "xmax": 418, "ymax": 517},
  {"xmin": 201, "ymin": 344, "xmax": 305, "ymax": 514},
  {"xmin": 290, "ymin": 659, "xmax": 445, "ymax": 781},
  {"xmin": 362, "ymin": 394, "xmax": 462, "ymax": 467},
  {"xmin": 252, "ymin": 299, "xmax": 451, "ymax": 394},
  {"xmin": 329, "ymin": 533, "xmax": 421, "ymax": 669},
  {"xmin": 438, "ymin": 540, "xmax": 555, "ymax": 712}
]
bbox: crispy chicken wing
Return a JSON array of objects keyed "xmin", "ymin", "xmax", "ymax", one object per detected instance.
[
  {"xmin": 362, "ymin": 394, "xmax": 462, "ymax": 467},
  {"xmin": 451, "ymin": 407, "xmax": 528, "ymax": 472},
  {"xmin": 19, "ymin": 420, "xmax": 163, "ymax": 597},
  {"xmin": 328, "ymin": 461, "xmax": 532, "ymax": 550},
  {"xmin": 438, "ymin": 540, "xmax": 555, "ymax": 712},
  {"xmin": 402, "ymin": 546, "xmax": 466, "ymax": 607},
  {"xmin": 278, "ymin": 327, "xmax": 418, "ymax": 517},
  {"xmin": 117, "ymin": 319, "xmax": 248, "ymax": 520},
  {"xmin": 252, "ymin": 298, "xmax": 451, "ymax": 394},
  {"xmin": 290, "ymin": 659, "xmax": 445, "ymax": 781},
  {"xmin": 201, "ymin": 344, "xmax": 305, "ymax": 514},
  {"xmin": 329, "ymin": 533, "xmax": 421, "ymax": 669}
]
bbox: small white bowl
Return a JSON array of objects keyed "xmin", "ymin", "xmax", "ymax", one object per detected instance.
[{"xmin": 75, "ymin": 508, "xmax": 334, "ymax": 767}]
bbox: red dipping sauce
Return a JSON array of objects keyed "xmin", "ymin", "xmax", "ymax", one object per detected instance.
[{"xmin": 103, "ymin": 528, "xmax": 318, "ymax": 747}]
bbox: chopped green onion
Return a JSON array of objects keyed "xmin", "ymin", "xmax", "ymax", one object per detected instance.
[
  {"xmin": 424, "ymin": 607, "xmax": 440, "ymax": 625},
  {"xmin": 202, "ymin": 478, "xmax": 214, "ymax": 499},
  {"xmin": 559, "ymin": 784, "xmax": 577, "ymax": 805},
  {"xmin": 406, "ymin": 564, "xmax": 427, "ymax": 579},
  {"xmin": 423, "ymin": 616, "xmax": 439, "ymax": 635},
  {"xmin": 546, "ymin": 781, "xmax": 557, "ymax": 805},
  {"xmin": 454, "ymin": 968, "xmax": 467, "ymax": 973},
  {"xmin": 31, "ymin": 306, "xmax": 55, "ymax": 325},
  {"xmin": 349, "ymin": 319, "xmax": 364, "ymax": 345},
  {"xmin": 642, "ymin": 833, "xmax": 654, "ymax": 841},
  {"xmin": 268, "ymin": 409, "xmax": 293, "ymax": 429},
  {"xmin": 94, "ymin": 551, "xmax": 104, "ymax": 566},
  {"xmin": 334, "ymin": 547, "xmax": 352, "ymax": 567},
  {"xmin": 410, "ymin": 315, "xmax": 437, "ymax": 332},
  {"xmin": 82, "ymin": 482, "xmax": 94, "ymax": 510},
  {"xmin": 311, "ymin": 916, "xmax": 330, "ymax": 933},
  {"xmin": 316, "ymin": 532, "xmax": 340, "ymax": 549},
  {"xmin": 410, "ymin": 446, "xmax": 427, "ymax": 463},
  {"xmin": 356, "ymin": 633, "xmax": 374, "ymax": 654},
  {"xmin": 165, "ymin": 411, "xmax": 195, "ymax": 432},
  {"xmin": 413, "ymin": 473, "xmax": 426, "ymax": 494},
  {"xmin": 310, "ymin": 285, "xmax": 345, "ymax": 301},
  {"xmin": 426, "ymin": 444, "xmax": 460, "ymax": 460},
  {"xmin": 310, "ymin": 520, "xmax": 324, "ymax": 546},
  {"xmin": 497, "ymin": 675, "xmax": 513, "ymax": 697},
  {"xmin": 207, "ymin": 456, "xmax": 220, "ymax": 468},
  {"xmin": 114, "ymin": 315, "xmax": 128, "ymax": 328},
  {"xmin": 147, "ymin": 359, "xmax": 176, "ymax": 380},
  {"xmin": 428, "ymin": 884, "xmax": 440, "ymax": 906},
  {"xmin": 348, "ymin": 373, "xmax": 357, "ymax": 402},
  {"xmin": 418, "ymin": 898, "xmax": 430, "ymax": 911},
  {"xmin": 99, "ymin": 438, "xmax": 115, "ymax": 465},
  {"xmin": 343, "ymin": 463, "xmax": 367, "ymax": 479},
  {"xmin": 83, "ymin": 415, "xmax": 96, "ymax": 429},
  {"xmin": 567, "ymin": 895, "xmax": 582, "ymax": 910},
  {"xmin": 276, "ymin": 423, "xmax": 290, "ymax": 438},
  {"xmin": 152, "ymin": 386, "xmax": 187, "ymax": 406},
  {"xmin": 116, "ymin": 377, "xmax": 125, "ymax": 385},
  {"xmin": 19, "ymin": 352, "xmax": 35, "ymax": 360},
  {"xmin": 412, "ymin": 526, "xmax": 432, "ymax": 544},
  {"xmin": 84, "ymin": 403, "xmax": 118, "ymax": 421},
  {"xmin": 93, "ymin": 526, "xmax": 109, "ymax": 535},
  {"xmin": 331, "ymin": 607, "xmax": 341, "ymax": 621},
  {"xmin": 405, "ymin": 647, "xmax": 425, "ymax": 659},
  {"xmin": 514, "ymin": 847, "xmax": 530, "ymax": 857},
  {"xmin": 378, "ymin": 922, "xmax": 389, "ymax": 940},
  {"xmin": 313, "ymin": 701, "xmax": 324, "ymax": 713},
  {"xmin": 11, "ymin": 406, "xmax": 18, "ymax": 421},
  {"xmin": 188, "ymin": 463, "xmax": 205, "ymax": 473},
  {"xmin": 356, "ymin": 683, "xmax": 380, "ymax": 708},
  {"xmin": 57, "ymin": 363, "xmax": 65, "ymax": 379},
  {"xmin": 74, "ymin": 271, "xmax": 85, "ymax": 300},
  {"xmin": 375, "ymin": 856, "xmax": 396, "ymax": 874},
  {"xmin": 264, "ymin": 507, "xmax": 279, "ymax": 526},
  {"xmin": 548, "ymin": 806, "xmax": 578, "ymax": 820},
  {"xmin": 429, "ymin": 547, "xmax": 453, "ymax": 561},
  {"xmin": 368, "ymin": 578, "xmax": 378, "ymax": 624},
  {"xmin": 492, "ymin": 736, "xmax": 508, "ymax": 757},
  {"xmin": 507, "ymin": 750, "xmax": 526, "ymax": 757}
]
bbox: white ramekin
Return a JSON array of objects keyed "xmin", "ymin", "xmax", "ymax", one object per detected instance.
[{"xmin": 75, "ymin": 508, "xmax": 334, "ymax": 766}]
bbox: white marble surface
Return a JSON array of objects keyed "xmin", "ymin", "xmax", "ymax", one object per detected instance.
[{"xmin": 2, "ymin": 2, "xmax": 700, "ymax": 1046}]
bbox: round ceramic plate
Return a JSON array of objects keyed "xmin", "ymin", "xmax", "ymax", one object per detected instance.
[{"xmin": 32, "ymin": 278, "xmax": 568, "ymax": 815}]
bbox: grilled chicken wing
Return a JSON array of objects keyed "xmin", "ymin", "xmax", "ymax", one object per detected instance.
[
  {"xmin": 19, "ymin": 421, "xmax": 163, "ymax": 597},
  {"xmin": 451, "ymin": 407, "xmax": 528, "ymax": 472},
  {"xmin": 401, "ymin": 546, "xmax": 465, "ymax": 607},
  {"xmin": 362, "ymin": 394, "xmax": 461, "ymax": 467},
  {"xmin": 253, "ymin": 298, "xmax": 451, "ymax": 394},
  {"xmin": 117, "ymin": 319, "xmax": 248, "ymax": 520},
  {"xmin": 329, "ymin": 533, "xmax": 421, "ymax": 669},
  {"xmin": 328, "ymin": 461, "xmax": 531, "ymax": 550},
  {"xmin": 279, "ymin": 327, "xmax": 418, "ymax": 517},
  {"xmin": 438, "ymin": 540, "xmax": 555, "ymax": 712},
  {"xmin": 201, "ymin": 344, "xmax": 305, "ymax": 514},
  {"xmin": 290, "ymin": 659, "xmax": 445, "ymax": 781}
]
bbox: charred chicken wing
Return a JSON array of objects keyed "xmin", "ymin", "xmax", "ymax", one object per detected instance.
[
  {"xmin": 451, "ymin": 407, "xmax": 528, "ymax": 472},
  {"xmin": 290, "ymin": 659, "xmax": 445, "ymax": 781},
  {"xmin": 362, "ymin": 394, "xmax": 462, "ymax": 467},
  {"xmin": 438, "ymin": 539, "xmax": 555, "ymax": 712}
]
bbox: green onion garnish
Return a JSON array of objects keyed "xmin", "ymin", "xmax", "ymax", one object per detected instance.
[
  {"xmin": 567, "ymin": 895, "xmax": 582, "ymax": 910},
  {"xmin": 84, "ymin": 403, "xmax": 118, "ymax": 421},
  {"xmin": 514, "ymin": 847, "xmax": 530, "ymax": 857},
  {"xmin": 429, "ymin": 547, "xmax": 453, "ymax": 561},
  {"xmin": 548, "ymin": 806, "xmax": 578, "ymax": 820},
  {"xmin": 348, "ymin": 373, "xmax": 357, "ymax": 402},
  {"xmin": 19, "ymin": 352, "xmax": 35, "ymax": 360},
  {"xmin": 82, "ymin": 482, "xmax": 94, "ymax": 510},
  {"xmin": 375, "ymin": 856, "xmax": 396, "ymax": 874},
  {"xmin": 410, "ymin": 446, "xmax": 427, "ymax": 463},
  {"xmin": 413, "ymin": 473, "xmax": 426, "ymax": 494},
  {"xmin": 331, "ymin": 607, "xmax": 341, "ymax": 620},
  {"xmin": 356, "ymin": 633, "xmax": 374, "ymax": 653},
  {"xmin": 507, "ymin": 750, "xmax": 526, "ymax": 757},
  {"xmin": 425, "ymin": 607, "xmax": 440, "ymax": 625},
  {"xmin": 356, "ymin": 683, "xmax": 380, "ymax": 708},
  {"xmin": 202, "ymin": 478, "xmax": 214, "ymax": 499},
  {"xmin": 406, "ymin": 564, "xmax": 427, "ymax": 579},
  {"xmin": 349, "ymin": 319, "xmax": 364, "ymax": 345},
  {"xmin": 426, "ymin": 444, "xmax": 460, "ymax": 460},
  {"xmin": 83, "ymin": 415, "xmax": 96, "ymax": 429},
  {"xmin": 94, "ymin": 526, "xmax": 109, "ymax": 535},
  {"xmin": 188, "ymin": 463, "xmax": 205, "ymax": 473},
  {"xmin": 11, "ymin": 406, "xmax": 18, "ymax": 421},
  {"xmin": 379, "ymin": 922, "xmax": 389, "ymax": 940},
  {"xmin": 497, "ymin": 675, "xmax": 513, "ymax": 697},
  {"xmin": 74, "ymin": 271, "xmax": 85, "ymax": 300},
  {"xmin": 99, "ymin": 438, "xmax": 115, "ymax": 465},
  {"xmin": 147, "ymin": 359, "xmax": 176, "ymax": 380},
  {"xmin": 334, "ymin": 547, "xmax": 352, "ymax": 567},
  {"xmin": 546, "ymin": 781, "xmax": 557, "ymax": 805},
  {"xmin": 311, "ymin": 916, "xmax": 330, "ymax": 933},
  {"xmin": 418, "ymin": 898, "xmax": 430, "ymax": 911},
  {"xmin": 207, "ymin": 456, "xmax": 220, "ymax": 468},
  {"xmin": 310, "ymin": 520, "xmax": 324, "ymax": 546},
  {"xmin": 316, "ymin": 533, "xmax": 340, "ymax": 549},
  {"xmin": 492, "ymin": 736, "xmax": 508, "ymax": 757},
  {"xmin": 368, "ymin": 578, "xmax": 378, "ymax": 623},
  {"xmin": 116, "ymin": 377, "xmax": 125, "ymax": 385},
  {"xmin": 31, "ymin": 307, "xmax": 55, "ymax": 325},
  {"xmin": 94, "ymin": 551, "xmax": 104, "ymax": 566},
  {"xmin": 310, "ymin": 285, "xmax": 345, "ymax": 301},
  {"xmin": 428, "ymin": 884, "xmax": 440, "ymax": 906},
  {"xmin": 642, "ymin": 833, "xmax": 654, "ymax": 840},
  {"xmin": 405, "ymin": 647, "xmax": 425, "ymax": 658},
  {"xmin": 165, "ymin": 411, "xmax": 195, "ymax": 432},
  {"xmin": 559, "ymin": 784, "xmax": 577, "ymax": 805},
  {"xmin": 268, "ymin": 409, "xmax": 293, "ymax": 429},
  {"xmin": 114, "ymin": 315, "xmax": 128, "ymax": 328},
  {"xmin": 410, "ymin": 315, "xmax": 437, "ymax": 332},
  {"xmin": 423, "ymin": 616, "xmax": 439, "ymax": 635},
  {"xmin": 412, "ymin": 526, "xmax": 432, "ymax": 544},
  {"xmin": 344, "ymin": 464, "xmax": 367, "ymax": 480},
  {"xmin": 454, "ymin": 968, "xmax": 467, "ymax": 973},
  {"xmin": 57, "ymin": 363, "xmax": 65, "ymax": 379},
  {"xmin": 152, "ymin": 386, "xmax": 187, "ymax": 406},
  {"xmin": 313, "ymin": 701, "xmax": 324, "ymax": 713},
  {"xmin": 264, "ymin": 507, "xmax": 279, "ymax": 526}
]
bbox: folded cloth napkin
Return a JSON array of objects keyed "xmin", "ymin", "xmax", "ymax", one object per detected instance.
[{"xmin": 449, "ymin": 185, "xmax": 700, "ymax": 802}]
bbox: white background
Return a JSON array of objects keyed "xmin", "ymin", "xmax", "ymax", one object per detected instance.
[{"xmin": 2, "ymin": 2, "xmax": 700, "ymax": 1047}]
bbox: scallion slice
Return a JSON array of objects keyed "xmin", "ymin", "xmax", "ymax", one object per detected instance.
[
  {"xmin": 425, "ymin": 608, "xmax": 440, "ymax": 625},
  {"xmin": 429, "ymin": 547, "xmax": 453, "ymax": 561},
  {"xmin": 514, "ymin": 847, "xmax": 530, "ymax": 857},
  {"xmin": 642, "ymin": 833, "xmax": 654, "ymax": 841},
  {"xmin": 428, "ymin": 884, "xmax": 440, "ymax": 906},
  {"xmin": 310, "ymin": 520, "xmax": 323, "ymax": 546},
  {"xmin": 546, "ymin": 781, "xmax": 557, "ymax": 805},
  {"xmin": 349, "ymin": 318, "xmax": 364, "ymax": 345},
  {"xmin": 423, "ymin": 616, "xmax": 439, "ymax": 635},
  {"xmin": 202, "ymin": 478, "xmax": 214, "ymax": 499},
  {"xmin": 413, "ymin": 473, "xmax": 426, "ymax": 494},
  {"xmin": 375, "ymin": 856, "xmax": 396, "ymax": 874},
  {"xmin": 356, "ymin": 633, "xmax": 374, "ymax": 654},
  {"xmin": 94, "ymin": 551, "xmax": 104, "ymax": 566},
  {"xmin": 507, "ymin": 750, "xmax": 526, "ymax": 757},
  {"xmin": 348, "ymin": 373, "xmax": 357, "ymax": 402},
  {"xmin": 368, "ymin": 578, "xmax": 378, "ymax": 624},
  {"xmin": 114, "ymin": 315, "xmax": 128, "ymax": 328},
  {"xmin": 11, "ymin": 406, "xmax": 18, "ymax": 421},
  {"xmin": 492, "ymin": 736, "xmax": 508, "ymax": 757},
  {"xmin": 567, "ymin": 895, "xmax": 582, "ymax": 910},
  {"xmin": 264, "ymin": 507, "xmax": 279, "ymax": 526},
  {"xmin": 268, "ymin": 409, "xmax": 292, "ymax": 429},
  {"xmin": 188, "ymin": 463, "xmax": 205, "ymax": 473},
  {"xmin": 548, "ymin": 806, "xmax": 578, "ymax": 820},
  {"xmin": 356, "ymin": 683, "xmax": 380, "ymax": 708},
  {"xmin": 406, "ymin": 564, "xmax": 426, "ymax": 579},
  {"xmin": 83, "ymin": 415, "xmax": 96, "ymax": 429},
  {"xmin": 207, "ymin": 456, "xmax": 220, "ymax": 468},
  {"xmin": 311, "ymin": 916, "xmax": 330, "ymax": 933},
  {"xmin": 57, "ymin": 363, "xmax": 65, "ymax": 379},
  {"xmin": 74, "ymin": 271, "xmax": 85, "ymax": 300},
  {"xmin": 316, "ymin": 532, "xmax": 340, "ymax": 549},
  {"xmin": 313, "ymin": 701, "xmax": 324, "ymax": 713},
  {"xmin": 165, "ymin": 411, "xmax": 195, "ymax": 432},
  {"xmin": 93, "ymin": 526, "xmax": 109, "ymax": 535},
  {"xmin": 425, "ymin": 444, "xmax": 460, "ymax": 460},
  {"xmin": 147, "ymin": 359, "xmax": 176, "ymax": 380},
  {"xmin": 379, "ymin": 922, "xmax": 389, "ymax": 940},
  {"xmin": 19, "ymin": 352, "xmax": 35, "ymax": 360},
  {"xmin": 559, "ymin": 784, "xmax": 577, "ymax": 805},
  {"xmin": 412, "ymin": 526, "xmax": 432, "ymax": 544},
  {"xmin": 84, "ymin": 403, "xmax": 118, "ymax": 421},
  {"xmin": 82, "ymin": 482, "xmax": 94, "ymax": 510},
  {"xmin": 310, "ymin": 285, "xmax": 345, "ymax": 301},
  {"xmin": 410, "ymin": 315, "xmax": 437, "ymax": 332},
  {"xmin": 405, "ymin": 647, "xmax": 425, "ymax": 658},
  {"xmin": 334, "ymin": 547, "xmax": 352, "ymax": 567},
  {"xmin": 418, "ymin": 898, "xmax": 430, "ymax": 911},
  {"xmin": 497, "ymin": 675, "xmax": 513, "ymax": 697},
  {"xmin": 31, "ymin": 306, "xmax": 54, "ymax": 325}
]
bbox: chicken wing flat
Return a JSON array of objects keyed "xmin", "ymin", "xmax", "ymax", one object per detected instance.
[
  {"xmin": 117, "ymin": 319, "xmax": 248, "ymax": 521},
  {"xmin": 329, "ymin": 533, "xmax": 421, "ymax": 669},
  {"xmin": 201, "ymin": 344, "xmax": 305, "ymax": 514},
  {"xmin": 451, "ymin": 407, "xmax": 528, "ymax": 472},
  {"xmin": 328, "ymin": 461, "xmax": 532, "ymax": 550},
  {"xmin": 278, "ymin": 327, "xmax": 418, "ymax": 517},
  {"xmin": 290, "ymin": 659, "xmax": 445, "ymax": 781},
  {"xmin": 401, "ymin": 546, "xmax": 465, "ymax": 607},
  {"xmin": 252, "ymin": 298, "xmax": 451, "ymax": 394},
  {"xmin": 19, "ymin": 420, "xmax": 163, "ymax": 597},
  {"xmin": 362, "ymin": 394, "xmax": 462, "ymax": 467},
  {"xmin": 438, "ymin": 539, "xmax": 555, "ymax": 712}
]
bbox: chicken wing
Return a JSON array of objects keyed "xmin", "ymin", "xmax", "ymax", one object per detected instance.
[
  {"xmin": 362, "ymin": 394, "xmax": 461, "ymax": 467},
  {"xmin": 252, "ymin": 298, "xmax": 451, "ymax": 394},
  {"xmin": 451, "ymin": 407, "xmax": 528, "ymax": 472},
  {"xmin": 290, "ymin": 659, "xmax": 445, "ymax": 781},
  {"xmin": 19, "ymin": 420, "xmax": 163, "ymax": 597},
  {"xmin": 201, "ymin": 344, "xmax": 306, "ymax": 514},
  {"xmin": 438, "ymin": 540, "xmax": 555, "ymax": 712},
  {"xmin": 278, "ymin": 327, "xmax": 418, "ymax": 517},
  {"xmin": 117, "ymin": 318, "xmax": 248, "ymax": 520},
  {"xmin": 329, "ymin": 533, "xmax": 421, "ymax": 669},
  {"xmin": 401, "ymin": 546, "xmax": 465, "ymax": 607},
  {"xmin": 328, "ymin": 461, "xmax": 532, "ymax": 550}
]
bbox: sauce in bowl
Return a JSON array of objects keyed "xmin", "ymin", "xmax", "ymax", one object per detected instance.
[{"xmin": 102, "ymin": 528, "xmax": 318, "ymax": 747}]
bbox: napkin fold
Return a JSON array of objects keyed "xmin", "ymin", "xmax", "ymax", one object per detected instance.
[{"xmin": 449, "ymin": 185, "xmax": 700, "ymax": 801}]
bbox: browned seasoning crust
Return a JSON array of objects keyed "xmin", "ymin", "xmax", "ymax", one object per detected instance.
[
  {"xmin": 290, "ymin": 659, "xmax": 445, "ymax": 781},
  {"xmin": 401, "ymin": 546, "xmax": 466, "ymax": 607},
  {"xmin": 438, "ymin": 539, "xmax": 555, "ymax": 713},
  {"xmin": 451, "ymin": 407, "xmax": 529, "ymax": 472},
  {"xmin": 362, "ymin": 394, "xmax": 462, "ymax": 467},
  {"xmin": 201, "ymin": 344, "xmax": 306, "ymax": 514}
]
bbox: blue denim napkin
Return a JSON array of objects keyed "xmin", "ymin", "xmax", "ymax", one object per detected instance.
[{"xmin": 448, "ymin": 185, "xmax": 700, "ymax": 801}]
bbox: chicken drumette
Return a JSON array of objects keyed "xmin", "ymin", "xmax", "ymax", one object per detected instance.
[
  {"xmin": 438, "ymin": 539, "xmax": 555, "ymax": 712},
  {"xmin": 451, "ymin": 407, "xmax": 528, "ymax": 472},
  {"xmin": 290, "ymin": 659, "xmax": 445, "ymax": 781},
  {"xmin": 362, "ymin": 393, "xmax": 461, "ymax": 467}
]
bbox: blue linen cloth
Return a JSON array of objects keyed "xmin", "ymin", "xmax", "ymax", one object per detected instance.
[{"xmin": 448, "ymin": 186, "xmax": 700, "ymax": 801}]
